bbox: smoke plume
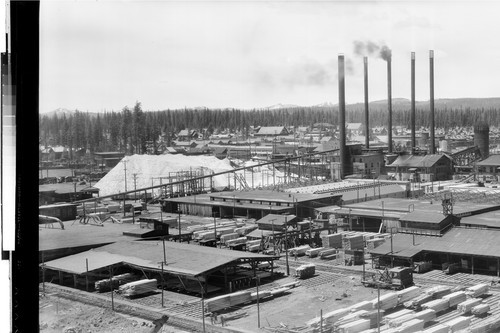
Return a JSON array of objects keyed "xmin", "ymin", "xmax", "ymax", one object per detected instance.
[{"xmin": 353, "ymin": 40, "xmax": 392, "ymax": 61}]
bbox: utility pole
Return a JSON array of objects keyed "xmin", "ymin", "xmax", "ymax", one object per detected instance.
[
  {"xmin": 122, "ymin": 158, "xmax": 128, "ymax": 192},
  {"xmin": 285, "ymin": 216, "xmax": 289, "ymax": 276},
  {"xmin": 132, "ymin": 173, "xmax": 139, "ymax": 202}
]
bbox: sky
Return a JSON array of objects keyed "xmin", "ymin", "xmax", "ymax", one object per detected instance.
[{"xmin": 39, "ymin": 0, "xmax": 500, "ymax": 113}]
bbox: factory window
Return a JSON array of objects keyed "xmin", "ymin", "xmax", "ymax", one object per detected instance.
[{"xmin": 371, "ymin": 162, "xmax": 374, "ymax": 168}]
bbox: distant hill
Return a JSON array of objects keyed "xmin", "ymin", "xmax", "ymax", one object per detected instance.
[{"xmin": 41, "ymin": 108, "xmax": 100, "ymax": 118}]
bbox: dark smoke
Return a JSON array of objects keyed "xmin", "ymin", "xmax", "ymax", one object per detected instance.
[{"xmin": 379, "ymin": 45, "xmax": 392, "ymax": 62}]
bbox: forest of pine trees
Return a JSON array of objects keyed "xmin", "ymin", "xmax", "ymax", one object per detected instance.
[{"xmin": 39, "ymin": 101, "xmax": 500, "ymax": 154}]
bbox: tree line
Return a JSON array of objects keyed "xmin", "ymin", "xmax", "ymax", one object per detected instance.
[{"xmin": 39, "ymin": 101, "xmax": 500, "ymax": 154}]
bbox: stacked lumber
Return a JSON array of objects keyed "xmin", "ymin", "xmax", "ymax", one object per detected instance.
[
  {"xmin": 281, "ymin": 281, "xmax": 301, "ymax": 289},
  {"xmin": 342, "ymin": 235, "xmax": 364, "ymax": 250},
  {"xmin": 421, "ymin": 299, "xmax": 449, "ymax": 313},
  {"xmin": 413, "ymin": 309, "xmax": 436, "ymax": 323},
  {"xmin": 319, "ymin": 248, "xmax": 337, "ymax": 259},
  {"xmin": 469, "ymin": 313, "xmax": 500, "ymax": 333},
  {"xmin": 471, "ymin": 303, "xmax": 490, "ymax": 316},
  {"xmin": 305, "ymin": 308, "xmax": 351, "ymax": 328},
  {"xmin": 457, "ymin": 298, "xmax": 482, "ymax": 314},
  {"xmin": 290, "ymin": 245, "xmax": 311, "ymax": 256},
  {"xmin": 295, "ymin": 263, "xmax": 316, "ymax": 279},
  {"xmin": 335, "ymin": 310, "xmax": 369, "ymax": 328},
  {"xmin": 442, "ymin": 291, "xmax": 467, "ymax": 308},
  {"xmin": 426, "ymin": 285, "xmax": 452, "ymax": 299},
  {"xmin": 371, "ymin": 292, "xmax": 399, "ymax": 310},
  {"xmin": 305, "ymin": 247, "xmax": 325, "ymax": 258},
  {"xmin": 344, "ymin": 249, "xmax": 364, "ymax": 265},
  {"xmin": 216, "ymin": 227, "xmax": 236, "ymax": 236},
  {"xmin": 321, "ymin": 233, "xmax": 343, "ymax": 248},
  {"xmin": 193, "ymin": 230, "xmax": 215, "ymax": 240},
  {"xmin": 394, "ymin": 318, "xmax": 424, "ymax": 332},
  {"xmin": 95, "ymin": 273, "xmax": 137, "ymax": 292},
  {"xmin": 205, "ymin": 294, "xmax": 231, "ymax": 312},
  {"xmin": 234, "ymin": 225, "xmax": 257, "ymax": 236},
  {"xmin": 349, "ymin": 300, "xmax": 374, "ymax": 312},
  {"xmin": 388, "ymin": 313, "xmax": 417, "ymax": 328},
  {"xmin": 397, "ymin": 286, "xmax": 421, "ymax": 304},
  {"xmin": 229, "ymin": 290, "xmax": 252, "ymax": 306},
  {"xmin": 442, "ymin": 316, "xmax": 471, "ymax": 332},
  {"xmin": 366, "ymin": 238, "xmax": 386, "ymax": 250},
  {"xmin": 388, "ymin": 309, "xmax": 436, "ymax": 328},
  {"xmin": 106, "ymin": 204, "xmax": 120, "ymax": 213},
  {"xmin": 421, "ymin": 324, "xmax": 449, "ymax": 333},
  {"xmin": 225, "ymin": 237, "xmax": 247, "ymax": 247},
  {"xmin": 383, "ymin": 309, "xmax": 415, "ymax": 325},
  {"xmin": 250, "ymin": 290, "xmax": 272, "ymax": 301},
  {"xmin": 404, "ymin": 293, "xmax": 433, "ymax": 309},
  {"xmin": 337, "ymin": 319, "xmax": 371, "ymax": 333},
  {"xmin": 119, "ymin": 279, "xmax": 157, "ymax": 297},
  {"xmin": 465, "ymin": 283, "xmax": 490, "ymax": 298},
  {"xmin": 269, "ymin": 287, "xmax": 291, "ymax": 297},
  {"xmin": 220, "ymin": 233, "xmax": 239, "ymax": 244}
]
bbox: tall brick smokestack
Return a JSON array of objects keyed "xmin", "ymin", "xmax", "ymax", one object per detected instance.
[
  {"xmin": 338, "ymin": 54, "xmax": 346, "ymax": 179},
  {"xmin": 411, "ymin": 52, "xmax": 416, "ymax": 151},
  {"xmin": 364, "ymin": 57, "xmax": 369, "ymax": 148},
  {"xmin": 429, "ymin": 50, "xmax": 435, "ymax": 154},
  {"xmin": 379, "ymin": 46, "xmax": 393, "ymax": 153}
]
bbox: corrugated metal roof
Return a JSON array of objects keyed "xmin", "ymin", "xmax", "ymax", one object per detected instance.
[
  {"xmin": 256, "ymin": 126, "xmax": 288, "ymax": 135},
  {"xmin": 369, "ymin": 227, "xmax": 500, "ymax": 258},
  {"xmin": 256, "ymin": 214, "xmax": 296, "ymax": 226},
  {"xmin": 43, "ymin": 240, "xmax": 278, "ymax": 277}
]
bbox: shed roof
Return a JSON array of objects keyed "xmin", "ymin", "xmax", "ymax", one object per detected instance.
[
  {"xmin": 370, "ymin": 227, "xmax": 500, "ymax": 258},
  {"xmin": 43, "ymin": 240, "xmax": 278, "ymax": 277},
  {"xmin": 256, "ymin": 214, "xmax": 296, "ymax": 227},
  {"xmin": 476, "ymin": 155, "xmax": 500, "ymax": 166},
  {"xmin": 399, "ymin": 211, "xmax": 447, "ymax": 224},
  {"xmin": 388, "ymin": 154, "xmax": 450, "ymax": 168},
  {"xmin": 257, "ymin": 126, "xmax": 288, "ymax": 136}
]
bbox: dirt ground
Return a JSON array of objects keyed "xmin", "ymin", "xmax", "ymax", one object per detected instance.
[{"xmin": 39, "ymin": 293, "xmax": 186, "ymax": 333}]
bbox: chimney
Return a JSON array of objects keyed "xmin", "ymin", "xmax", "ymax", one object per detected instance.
[
  {"xmin": 411, "ymin": 52, "xmax": 416, "ymax": 151},
  {"xmin": 387, "ymin": 56, "xmax": 393, "ymax": 153},
  {"xmin": 338, "ymin": 54, "xmax": 346, "ymax": 179},
  {"xmin": 364, "ymin": 57, "xmax": 369, "ymax": 148},
  {"xmin": 429, "ymin": 50, "xmax": 435, "ymax": 154}
]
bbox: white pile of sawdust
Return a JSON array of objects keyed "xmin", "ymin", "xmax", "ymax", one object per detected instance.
[{"xmin": 94, "ymin": 154, "xmax": 234, "ymax": 196}]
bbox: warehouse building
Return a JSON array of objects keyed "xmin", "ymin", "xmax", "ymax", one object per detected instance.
[
  {"xmin": 41, "ymin": 240, "xmax": 279, "ymax": 295},
  {"xmin": 369, "ymin": 227, "xmax": 500, "ymax": 277}
]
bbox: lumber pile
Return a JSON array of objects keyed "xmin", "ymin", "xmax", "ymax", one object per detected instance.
[
  {"xmin": 337, "ymin": 318, "xmax": 371, "ymax": 333},
  {"xmin": 321, "ymin": 234, "xmax": 343, "ymax": 248},
  {"xmin": 229, "ymin": 290, "xmax": 252, "ymax": 306},
  {"xmin": 335, "ymin": 310, "xmax": 369, "ymax": 328},
  {"xmin": 383, "ymin": 309, "xmax": 415, "ymax": 325},
  {"xmin": 413, "ymin": 309, "xmax": 437, "ymax": 323},
  {"xmin": 305, "ymin": 247, "xmax": 325, "ymax": 258},
  {"xmin": 342, "ymin": 235, "xmax": 364, "ymax": 250},
  {"xmin": 397, "ymin": 286, "xmax": 421, "ymax": 304},
  {"xmin": 225, "ymin": 237, "xmax": 247, "ymax": 247},
  {"xmin": 95, "ymin": 273, "xmax": 137, "ymax": 292},
  {"xmin": 393, "ymin": 318, "xmax": 424, "ymax": 332},
  {"xmin": 220, "ymin": 233, "xmax": 239, "ymax": 244},
  {"xmin": 319, "ymin": 248, "xmax": 337, "ymax": 259},
  {"xmin": 465, "ymin": 283, "xmax": 490, "ymax": 298},
  {"xmin": 388, "ymin": 309, "xmax": 436, "ymax": 328},
  {"xmin": 193, "ymin": 230, "xmax": 215, "ymax": 240},
  {"xmin": 457, "ymin": 298, "xmax": 482, "ymax": 314},
  {"xmin": 269, "ymin": 287, "xmax": 291, "ymax": 297},
  {"xmin": 442, "ymin": 291, "xmax": 467, "ymax": 308},
  {"xmin": 205, "ymin": 290, "xmax": 253, "ymax": 312},
  {"xmin": 289, "ymin": 245, "xmax": 311, "ymax": 256},
  {"xmin": 422, "ymin": 299, "xmax": 449, "ymax": 313},
  {"xmin": 469, "ymin": 313, "xmax": 500, "ymax": 333},
  {"xmin": 216, "ymin": 227, "xmax": 236, "ymax": 237},
  {"xmin": 349, "ymin": 301, "xmax": 374, "ymax": 312},
  {"xmin": 371, "ymin": 292, "xmax": 399, "ymax": 310},
  {"xmin": 119, "ymin": 279, "xmax": 157, "ymax": 297},
  {"xmin": 295, "ymin": 263, "xmax": 316, "ymax": 279},
  {"xmin": 421, "ymin": 324, "xmax": 449, "ymax": 333},
  {"xmin": 250, "ymin": 290, "xmax": 272, "ymax": 301},
  {"xmin": 404, "ymin": 293, "xmax": 433, "ymax": 309},
  {"xmin": 344, "ymin": 249, "xmax": 364, "ymax": 265},
  {"xmin": 234, "ymin": 225, "xmax": 257, "ymax": 236},
  {"xmin": 426, "ymin": 285, "xmax": 452, "ymax": 299},
  {"xmin": 366, "ymin": 238, "xmax": 386, "ymax": 250},
  {"xmin": 442, "ymin": 316, "xmax": 471, "ymax": 332},
  {"xmin": 471, "ymin": 303, "xmax": 490, "ymax": 316}
]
